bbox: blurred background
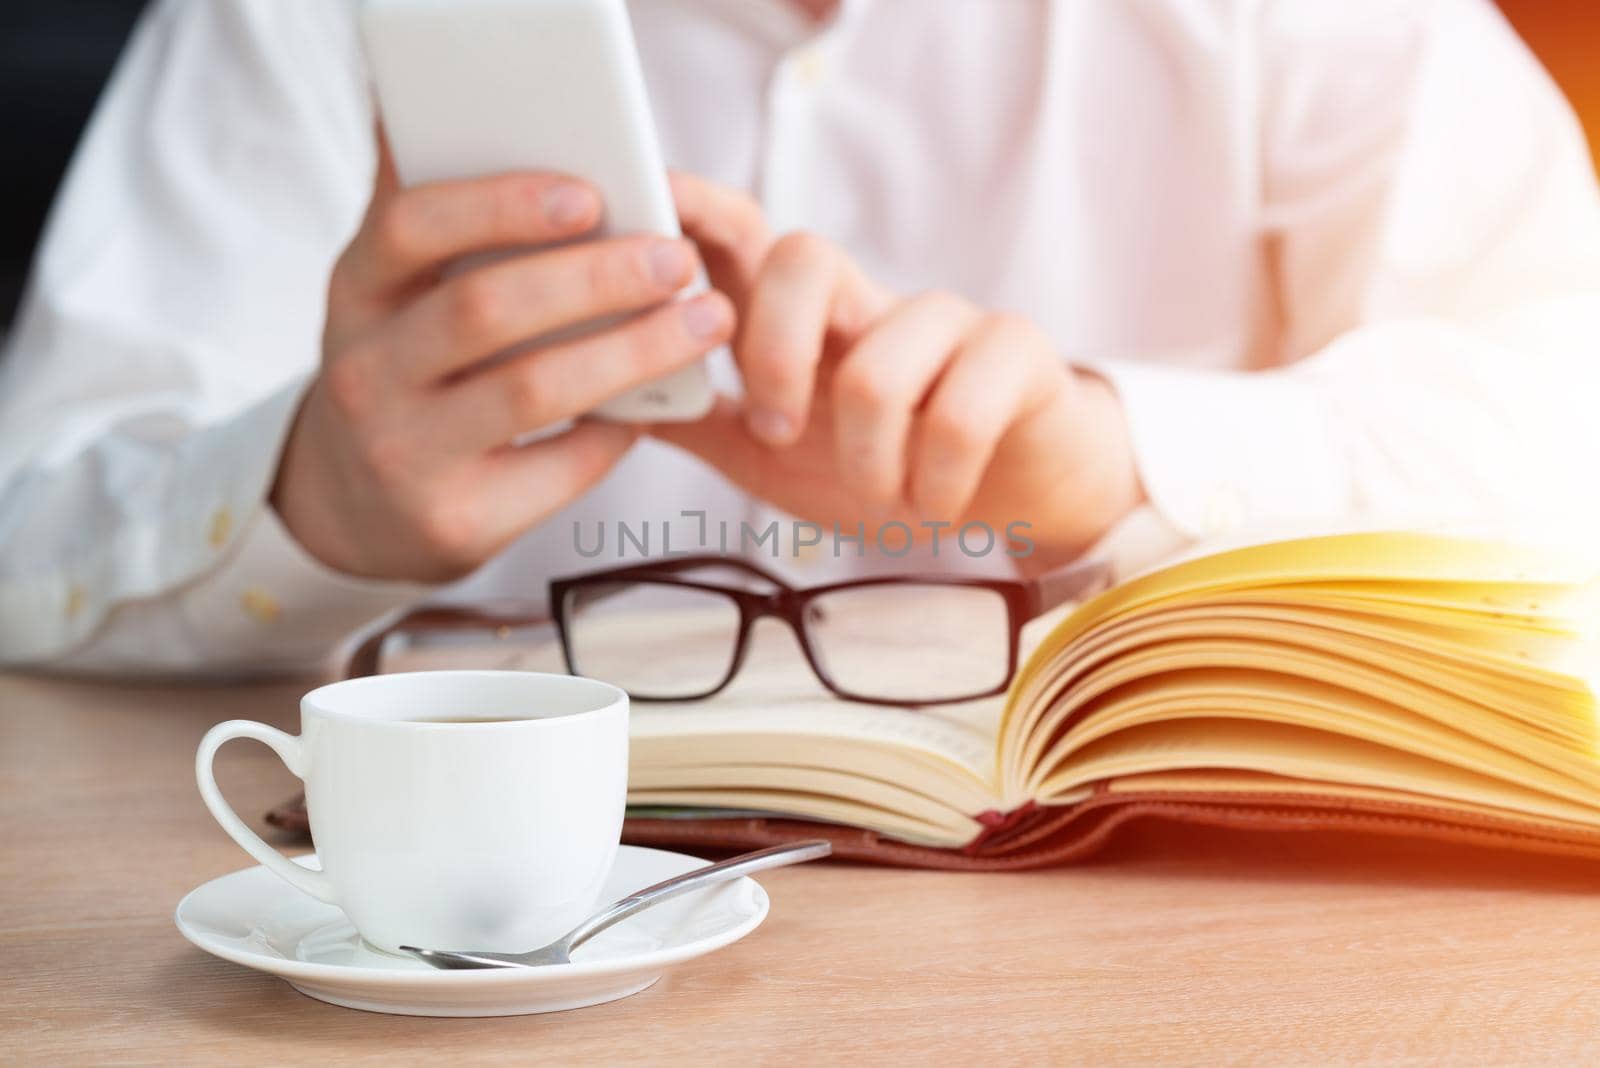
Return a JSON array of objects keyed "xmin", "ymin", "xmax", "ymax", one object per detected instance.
[{"xmin": 1, "ymin": 0, "xmax": 1596, "ymax": 330}]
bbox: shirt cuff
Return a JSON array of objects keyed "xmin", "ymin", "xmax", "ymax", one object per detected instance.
[
  {"xmin": 176, "ymin": 504, "xmax": 433, "ymax": 675},
  {"xmin": 1081, "ymin": 503, "xmax": 1193, "ymax": 581},
  {"xmin": 3, "ymin": 380, "xmax": 312, "ymax": 666},
  {"xmin": 1085, "ymin": 359, "xmax": 1349, "ymax": 541}
]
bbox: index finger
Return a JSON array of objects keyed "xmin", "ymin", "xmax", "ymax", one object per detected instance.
[
  {"xmin": 669, "ymin": 171, "xmax": 771, "ymax": 305},
  {"xmin": 345, "ymin": 135, "xmax": 605, "ymax": 296},
  {"xmin": 738, "ymin": 232, "xmax": 893, "ymax": 446}
]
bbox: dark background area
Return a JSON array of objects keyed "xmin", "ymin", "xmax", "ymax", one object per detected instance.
[
  {"xmin": 0, "ymin": 1, "xmax": 1595, "ymax": 333},
  {"xmin": 1, "ymin": 1, "xmax": 147, "ymax": 326}
]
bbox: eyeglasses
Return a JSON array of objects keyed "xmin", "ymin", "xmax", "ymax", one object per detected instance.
[
  {"xmin": 343, "ymin": 555, "xmax": 1111, "ymax": 707},
  {"xmin": 547, "ymin": 555, "xmax": 1112, "ymax": 707}
]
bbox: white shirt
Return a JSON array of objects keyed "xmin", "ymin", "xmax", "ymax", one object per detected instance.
[{"xmin": 4, "ymin": 0, "xmax": 1600, "ymax": 674}]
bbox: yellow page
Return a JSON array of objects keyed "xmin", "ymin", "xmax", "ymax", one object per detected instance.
[
  {"xmin": 1186, "ymin": 594, "xmax": 1600, "ymax": 685},
  {"xmin": 1035, "ymin": 718, "xmax": 1600, "ymax": 827},
  {"xmin": 1001, "ymin": 533, "xmax": 1600, "ymax": 793},
  {"xmin": 1011, "ymin": 532, "xmax": 1595, "ymax": 702},
  {"xmin": 1299, "ymin": 579, "xmax": 1600, "ymax": 632},
  {"xmin": 1004, "ymin": 615, "xmax": 1598, "ymax": 803},
  {"xmin": 1034, "ymin": 601, "xmax": 1592, "ymax": 720},
  {"xmin": 1027, "ymin": 670, "xmax": 1600, "ymax": 810},
  {"xmin": 1044, "ymin": 606, "xmax": 1596, "ymax": 737},
  {"xmin": 1016, "ymin": 633, "xmax": 1600, "ymax": 798},
  {"xmin": 1105, "ymin": 769, "xmax": 1600, "ymax": 833},
  {"xmin": 1005, "ymin": 581, "xmax": 1597, "ymax": 760}
]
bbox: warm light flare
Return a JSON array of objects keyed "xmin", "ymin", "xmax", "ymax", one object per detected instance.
[{"xmin": 1500, "ymin": 0, "xmax": 1600, "ymax": 171}]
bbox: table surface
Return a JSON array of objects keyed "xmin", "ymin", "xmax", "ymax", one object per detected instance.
[{"xmin": 6, "ymin": 671, "xmax": 1600, "ymax": 1065}]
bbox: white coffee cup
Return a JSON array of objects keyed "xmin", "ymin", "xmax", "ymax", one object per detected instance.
[{"xmin": 196, "ymin": 670, "xmax": 628, "ymax": 955}]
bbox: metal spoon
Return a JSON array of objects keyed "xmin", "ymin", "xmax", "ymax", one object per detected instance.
[{"xmin": 400, "ymin": 839, "xmax": 832, "ymax": 970}]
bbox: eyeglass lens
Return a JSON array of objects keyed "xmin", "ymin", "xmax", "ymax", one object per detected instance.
[
  {"xmin": 563, "ymin": 581, "xmax": 742, "ymax": 699},
  {"xmin": 802, "ymin": 583, "xmax": 1011, "ymax": 702},
  {"xmin": 563, "ymin": 576, "xmax": 1012, "ymax": 704}
]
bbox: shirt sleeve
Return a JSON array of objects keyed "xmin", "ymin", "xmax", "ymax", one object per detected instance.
[
  {"xmin": 0, "ymin": 0, "xmax": 428, "ymax": 674},
  {"xmin": 1088, "ymin": 0, "xmax": 1600, "ymax": 572}
]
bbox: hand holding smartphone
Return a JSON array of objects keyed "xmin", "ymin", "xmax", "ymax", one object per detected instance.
[
  {"xmin": 360, "ymin": 0, "xmax": 717, "ymax": 423},
  {"xmin": 273, "ymin": 0, "xmax": 735, "ymax": 581}
]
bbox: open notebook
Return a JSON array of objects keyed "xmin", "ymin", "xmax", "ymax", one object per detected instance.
[{"xmin": 271, "ymin": 532, "xmax": 1600, "ymax": 869}]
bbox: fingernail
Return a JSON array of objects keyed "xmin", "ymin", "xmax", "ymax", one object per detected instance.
[
  {"xmin": 650, "ymin": 241, "xmax": 694, "ymax": 287},
  {"xmin": 682, "ymin": 294, "xmax": 729, "ymax": 340},
  {"xmin": 542, "ymin": 183, "xmax": 597, "ymax": 227},
  {"xmin": 747, "ymin": 407, "xmax": 794, "ymax": 445}
]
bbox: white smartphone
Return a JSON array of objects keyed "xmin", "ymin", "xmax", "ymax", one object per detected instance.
[{"xmin": 360, "ymin": 0, "xmax": 717, "ymax": 424}]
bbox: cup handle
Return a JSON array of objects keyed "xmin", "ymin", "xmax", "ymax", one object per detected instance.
[{"xmin": 196, "ymin": 720, "xmax": 338, "ymax": 905}]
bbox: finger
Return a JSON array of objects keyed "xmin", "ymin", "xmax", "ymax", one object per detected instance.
[
  {"xmin": 737, "ymin": 232, "xmax": 890, "ymax": 447},
  {"xmin": 343, "ymin": 169, "xmax": 603, "ymax": 297},
  {"xmin": 831, "ymin": 292, "xmax": 982, "ymax": 507},
  {"xmin": 322, "ymin": 127, "xmax": 411, "ymax": 347},
  {"xmin": 436, "ymin": 291, "xmax": 735, "ymax": 449},
  {"xmin": 381, "ymin": 235, "xmax": 703, "ymax": 386},
  {"xmin": 669, "ymin": 171, "xmax": 770, "ymax": 303},
  {"xmin": 909, "ymin": 315, "xmax": 1048, "ymax": 520},
  {"xmin": 475, "ymin": 420, "xmax": 640, "ymax": 549}
]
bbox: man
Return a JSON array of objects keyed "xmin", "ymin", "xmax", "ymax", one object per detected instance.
[{"xmin": 3, "ymin": 0, "xmax": 1599, "ymax": 674}]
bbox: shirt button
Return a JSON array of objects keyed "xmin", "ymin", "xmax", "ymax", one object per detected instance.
[
  {"xmin": 794, "ymin": 48, "xmax": 826, "ymax": 88},
  {"xmin": 208, "ymin": 506, "xmax": 233, "ymax": 549},
  {"xmin": 1201, "ymin": 486, "xmax": 1245, "ymax": 536},
  {"xmin": 240, "ymin": 588, "xmax": 281, "ymax": 624},
  {"xmin": 64, "ymin": 584, "xmax": 86, "ymax": 620}
]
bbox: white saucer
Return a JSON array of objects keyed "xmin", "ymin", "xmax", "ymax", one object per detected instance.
[{"xmin": 175, "ymin": 845, "xmax": 768, "ymax": 1017}]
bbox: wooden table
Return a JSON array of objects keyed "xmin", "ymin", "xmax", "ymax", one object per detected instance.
[{"xmin": 6, "ymin": 670, "xmax": 1600, "ymax": 1065}]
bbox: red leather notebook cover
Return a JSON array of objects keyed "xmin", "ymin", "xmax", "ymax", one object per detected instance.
[{"xmin": 266, "ymin": 785, "xmax": 1600, "ymax": 869}]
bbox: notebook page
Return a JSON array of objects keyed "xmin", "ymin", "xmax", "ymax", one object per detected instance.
[
  {"xmin": 1040, "ymin": 717, "xmax": 1600, "ymax": 826},
  {"xmin": 385, "ymin": 606, "xmax": 1007, "ymax": 786}
]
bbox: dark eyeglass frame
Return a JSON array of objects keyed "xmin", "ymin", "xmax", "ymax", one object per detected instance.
[
  {"xmin": 343, "ymin": 556, "xmax": 1112, "ymax": 706},
  {"xmin": 547, "ymin": 554, "xmax": 1112, "ymax": 707}
]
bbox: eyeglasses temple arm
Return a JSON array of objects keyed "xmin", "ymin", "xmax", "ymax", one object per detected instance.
[
  {"xmin": 342, "ymin": 603, "xmax": 550, "ymax": 679},
  {"xmin": 547, "ymin": 554, "xmax": 790, "ymax": 611},
  {"xmin": 1027, "ymin": 558, "xmax": 1115, "ymax": 617},
  {"xmin": 558, "ymin": 553, "xmax": 786, "ymax": 585}
]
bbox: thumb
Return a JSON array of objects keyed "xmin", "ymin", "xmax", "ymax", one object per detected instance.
[{"xmin": 669, "ymin": 172, "xmax": 770, "ymax": 305}]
